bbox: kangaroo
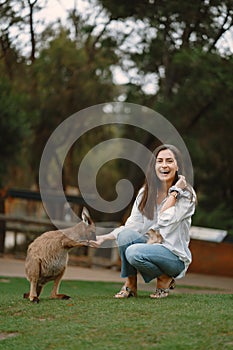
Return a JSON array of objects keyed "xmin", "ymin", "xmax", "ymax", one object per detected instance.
[{"xmin": 23, "ymin": 207, "xmax": 96, "ymax": 303}]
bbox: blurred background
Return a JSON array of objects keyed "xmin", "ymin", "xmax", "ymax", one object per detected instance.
[{"xmin": 0, "ymin": 0, "xmax": 233, "ymax": 259}]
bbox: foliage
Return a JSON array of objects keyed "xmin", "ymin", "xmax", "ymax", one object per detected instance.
[
  {"xmin": 97, "ymin": 0, "xmax": 233, "ymax": 230},
  {"xmin": 29, "ymin": 26, "xmax": 119, "ymax": 201},
  {"xmin": 0, "ymin": 0, "xmax": 233, "ymax": 230},
  {"xmin": 0, "ymin": 77, "xmax": 31, "ymax": 187},
  {"xmin": 0, "ymin": 2, "xmax": 119, "ymax": 198},
  {"xmin": 153, "ymin": 49, "xmax": 233, "ymax": 233},
  {"xmin": 0, "ymin": 277, "xmax": 232, "ymax": 350}
]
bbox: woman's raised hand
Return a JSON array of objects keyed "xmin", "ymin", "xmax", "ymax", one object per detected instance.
[{"xmin": 175, "ymin": 175, "xmax": 187, "ymax": 190}]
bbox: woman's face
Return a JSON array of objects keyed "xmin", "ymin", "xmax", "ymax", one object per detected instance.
[{"xmin": 155, "ymin": 149, "xmax": 178, "ymax": 185}]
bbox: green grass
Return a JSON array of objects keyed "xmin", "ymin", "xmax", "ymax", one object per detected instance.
[{"xmin": 0, "ymin": 277, "xmax": 232, "ymax": 350}]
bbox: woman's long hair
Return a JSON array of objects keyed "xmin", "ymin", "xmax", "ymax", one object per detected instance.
[{"xmin": 138, "ymin": 144, "xmax": 192, "ymax": 220}]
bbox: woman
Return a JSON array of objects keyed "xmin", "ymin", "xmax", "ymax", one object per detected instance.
[{"xmin": 91, "ymin": 144, "xmax": 196, "ymax": 299}]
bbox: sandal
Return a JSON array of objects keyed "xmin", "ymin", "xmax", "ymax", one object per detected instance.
[
  {"xmin": 150, "ymin": 278, "xmax": 176, "ymax": 299},
  {"xmin": 150, "ymin": 288, "xmax": 169, "ymax": 299},
  {"xmin": 169, "ymin": 278, "xmax": 176, "ymax": 290},
  {"xmin": 114, "ymin": 286, "xmax": 137, "ymax": 299}
]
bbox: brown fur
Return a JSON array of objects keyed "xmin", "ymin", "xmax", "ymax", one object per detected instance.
[
  {"xmin": 24, "ymin": 207, "xmax": 96, "ymax": 303},
  {"xmin": 147, "ymin": 229, "xmax": 163, "ymax": 244}
]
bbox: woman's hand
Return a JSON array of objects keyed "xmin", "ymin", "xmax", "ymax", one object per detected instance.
[
  {"xmin": 89, "ymin": 235, "xmax": 106, "ymax": 248},
  {"xmin": 175, "ymin": 175, "xmax": 187, "ymax": 190},
  {"xmin": 89, "ymin": 230, "xmax": 117, "ymax": 248}
]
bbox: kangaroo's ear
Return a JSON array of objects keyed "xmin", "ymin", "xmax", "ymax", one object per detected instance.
[{"xmin": 81, "ymin": 207, "xmax": 93, "ymax": 225}]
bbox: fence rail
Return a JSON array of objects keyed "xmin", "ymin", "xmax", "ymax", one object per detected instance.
[
  {"xmin": 4, "ymin": 188, "xmax": 90, "ymax": 204},
  {"xmin": 0, "ymin": 188, "xmax": 92, "ymax": 253},
  {"xmin": 0, "ymin": 188, "xmax": 120, "ymax": 268}
]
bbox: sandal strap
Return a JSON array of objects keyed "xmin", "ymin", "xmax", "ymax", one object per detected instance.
[
  {"xmin": 169, "ymin": 278, "xmax": 176, "ymax": 290},
  {"xmin": 150, "ymin": 288, "xmax": 169, "ymax": 299},
  {"xmin": 156, "ymin": 288, "xmax": 169, "ymax": 294},
  {"xmin": 114, "ymin": 286, "xmax": 136, "ymax": 298}
]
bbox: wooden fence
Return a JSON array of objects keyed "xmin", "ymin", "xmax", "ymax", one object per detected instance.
[{"xmin": 0, "ymin": 188, "xmax": 120, "ymax": 268}]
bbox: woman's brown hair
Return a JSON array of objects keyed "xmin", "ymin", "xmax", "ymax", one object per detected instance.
[{"xmin": 138, "ymin": 144, "xmax": 192, "ymax": 220}]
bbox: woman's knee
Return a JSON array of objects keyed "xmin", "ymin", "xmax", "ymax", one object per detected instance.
[
  {"xmin": 125, "ymin": 244, "xmax": 142, "ymax": 265},
  {"xmin": 117, "ymin": 229, "xmax": 140, "ymax": 247}
]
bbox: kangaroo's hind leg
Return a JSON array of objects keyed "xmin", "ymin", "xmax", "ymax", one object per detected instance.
[
  {"xmin": 50, "ymin": 268, "xmax": 70, "ymax": 300},
  {"xmin": 24, "ymin": 258, "xmax": 41, "ymax": 303},
  {"xmin": 36, "ymin": 283, "xmax": 44, "ymax": 298}
]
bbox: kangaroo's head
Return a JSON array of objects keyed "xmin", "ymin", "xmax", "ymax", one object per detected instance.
[
  {"xmin": 63, "ymin": 207, "xmax": 96, "ymax": 245},
  {"xmin": 80, "ymin": 207, "xmax": 96, "ymax": 242}
]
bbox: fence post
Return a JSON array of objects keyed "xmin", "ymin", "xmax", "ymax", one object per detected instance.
[{"xmin": 0, "ymin": 196, "xmax": 5, "ymax": 254}]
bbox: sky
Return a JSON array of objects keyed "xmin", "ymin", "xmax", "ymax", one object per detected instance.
[
  {"xmin": 37, "ymin": 0, "xmax": 233, "ymax": 91},
  {"xmin": 37, "ymin": 0, "xmax": 89, "ymax": 23},
  {"xmin": 39, "ymin": 0, "xmax": 233, "ymax": 52},
  {"xmin": 33, "ymin": 0, "xmax": 158, "ymax": 93},
  {"xmin": 15, "ymin": 0, "xmax": 233, "ymax": 94}
]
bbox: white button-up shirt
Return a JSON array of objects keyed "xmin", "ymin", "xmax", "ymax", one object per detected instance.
[{"xmin": 111, "ymin": 187, "xmax": 196, "ymax": 278}]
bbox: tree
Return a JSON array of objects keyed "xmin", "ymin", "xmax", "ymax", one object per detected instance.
[
  {"xmin": 97, "ymin": 0, "xmax": 233, "ymax": 232},
  {"xmin": 29, "ymin": 25, "xmax": 119, "ymax": 205},
  {"xmin": 0, "ymin": 74, "xmax": 32, "ymax": 252},
  {"xmin": 0, "ymin": 1, "xmax": 122, "ymax": 222},
  {"xmin": 1, "ymin": 0, "xmax": 233, "ymax": 231}
]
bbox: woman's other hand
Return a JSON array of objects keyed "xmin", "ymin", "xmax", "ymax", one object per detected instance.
[{"xmin": 175, "ymin": 175, "xmax": 187, "ymax": 190}]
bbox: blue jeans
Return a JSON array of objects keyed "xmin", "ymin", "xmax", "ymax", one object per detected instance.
[{"xmin": 117, "ymin": 229, "xmax": 185, "ymax": 283}]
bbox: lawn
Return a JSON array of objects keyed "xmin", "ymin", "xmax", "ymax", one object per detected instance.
[{"xmin": 0, "ymin": 277, "xmax": 232, "ymax": 350}]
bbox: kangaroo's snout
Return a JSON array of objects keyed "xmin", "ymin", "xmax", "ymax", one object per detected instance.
[{"xmin": 79, "ymin": 225, "xmax": 96, "ymax": 243}]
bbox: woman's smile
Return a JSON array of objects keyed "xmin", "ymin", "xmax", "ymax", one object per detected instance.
[{"xmin": 155, "ymin": 149, "xmax": 178, "ymax": 184}]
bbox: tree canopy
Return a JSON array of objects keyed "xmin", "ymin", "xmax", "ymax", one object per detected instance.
[{"xmin": 0, "ymin": 0, "xmax": 233, "ymax": 231}]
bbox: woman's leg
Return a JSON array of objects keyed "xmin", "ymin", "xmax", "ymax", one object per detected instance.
[
  {"xmin": 115, "ymin": 229, "xmax": 147, "ymax": 297},
  {"xmin": 117, "ymin": 229, "xmax": 147, "ymax": 278},
  {"xmin": 125, "ymin": 243, "xmax": 185, "ymax": 284}
]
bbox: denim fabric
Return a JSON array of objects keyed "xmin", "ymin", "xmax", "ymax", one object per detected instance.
[{"xmin": 117, "ymin": 229, "xmax": 185, "ymax": 283}]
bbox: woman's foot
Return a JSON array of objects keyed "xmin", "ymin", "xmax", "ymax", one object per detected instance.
[
  {"xmin": 150, "ymin": 276, "xmax": 176, "ymax": 299},
  {"xmin": 150, "ymin": 288, "xmax": 169, "ymax": 299},
  {"xmin": 114, "ymin": 275, "xmax": 137, "ymax": 298},
  {"xmin": 114, "ymin": 285, "xmax": 137, "ymax": 298},
  {"xmin": 157, "ymin": 275, "xmax": 175, "ymax": 289}
]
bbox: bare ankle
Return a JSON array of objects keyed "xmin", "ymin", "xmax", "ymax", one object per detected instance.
[
  {"xmin": 125, "ymin": 276, "xmax": 137, "ymax": 290},
  {"xmin": 157, "ymin": 275, "xmax": 173, "ymax": 289}
]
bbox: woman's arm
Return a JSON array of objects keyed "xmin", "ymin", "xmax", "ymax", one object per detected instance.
[
  {"xmin": 160, "ymin": 175, "xmax": 187, "ymax": 213},
  {"xmin": 158, "ymin": 186, "xmax": 196, "ymax": 233}
]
